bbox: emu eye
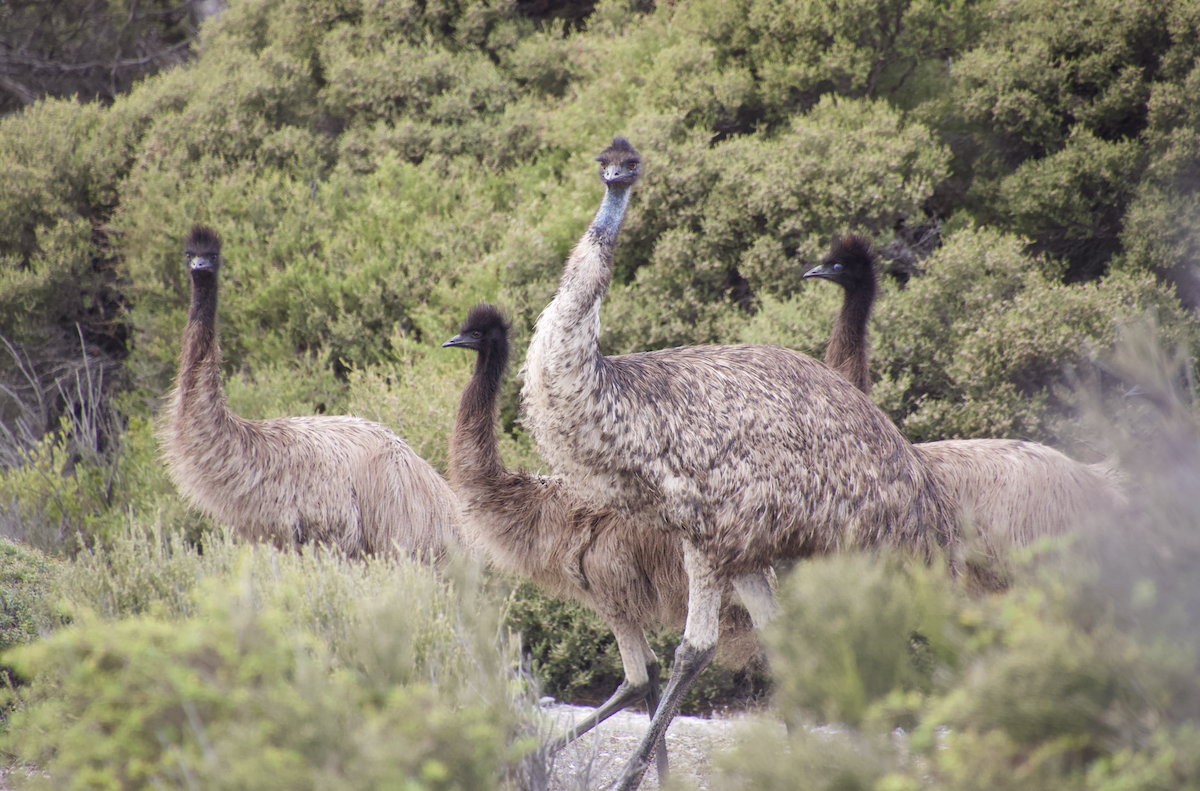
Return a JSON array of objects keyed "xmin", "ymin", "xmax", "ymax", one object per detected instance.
[
  {"xmin": 471, "ymin": 330, "xmax": 483, "ymax": 338},
  {"xmin": 833, "ymin": 263, "xmax": 843, "ymax": 271}
]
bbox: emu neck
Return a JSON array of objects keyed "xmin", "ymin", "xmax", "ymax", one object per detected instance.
[
  {"xmin": 522, "ymin": 180, "xmax": 633, "ymax": 474},
  {"xmin": 589, "ymin": 182, "xmax": 633, "ymax": 248},
  {"xmin": 450, "ymin": 345, "xmax": 508, "ymax": 487},
  {"xmin": 825, "ymin": 279, "xmax": 875, "ymax": 395},
  {"xmin": 173, "ymin": 273, "xmax": 227, "ymax": 423},
  {"xmin": 541, "ymin": 182, "xmax": 631, "ymax": 343}
]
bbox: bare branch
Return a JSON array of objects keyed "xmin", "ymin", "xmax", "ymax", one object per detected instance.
[
  {"xmin": 4, "ymin": 37, "xmax": 194, "ymax": 74},
  {"xmin": 0, "ymin": 68, "xmax": 39, "ymax": 105}
]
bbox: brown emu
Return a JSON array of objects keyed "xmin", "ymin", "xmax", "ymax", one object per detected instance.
[
  {"xmin": 443, "ymin": 302, "xmax": 759, "ymax": 781},
  {"xmin": 804, "ymin": 233, "xmax": 1125, "ymax": 582},
  {"xmin": 161, "ymin": 225, "xmax": 460, "ymax": 559},
  {"xmin": 521, "ymin": 139, "xmax": 957, "ymax": 790}
]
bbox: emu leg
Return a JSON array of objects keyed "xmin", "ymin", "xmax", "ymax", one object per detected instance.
[
  {"xmin": 732, "ymin": 570, "xmax": 779, "ymax": 628},
  {"xmin": 546, "ymin": 677, "xmax": 650, "ymax": 752},
  {"xmin": 616, "ymin": 640, "xmax": 716, "ymax": 791},
  {"xmin": 646, "ymin": 661, "xmax": 669, "ymax": 784},
  {"xmin": 548, "ymin": 623, "xmax": 663, "ymax": 754},
  {"xmin": 617, "ymin": 541, "xmax": 722, "ymax": 791}
]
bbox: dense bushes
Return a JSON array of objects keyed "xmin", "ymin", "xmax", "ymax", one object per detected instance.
[
  {"xmin": 1, "ymin": 0, "xmax": 1196, "ymax": 447},
  {"xmin": 0, "ymin": 526, "xmax": 529, "ymax": 789},
  {"xmin": 0, "ymin": 539, "xmax": 56, "ymax": 653},
  {"xmin": 5, "ymin": 614, "xmax": 508, "ymax": 791}
]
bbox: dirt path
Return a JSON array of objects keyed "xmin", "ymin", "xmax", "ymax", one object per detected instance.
[{"xmin": 541, "ymin": 703, "xmax": 781, "ymax": 790}]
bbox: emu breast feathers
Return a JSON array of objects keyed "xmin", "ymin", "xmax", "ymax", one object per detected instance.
[{"xmin": 524, "ymin": 344, "xmax": 947, "ymax": 572}]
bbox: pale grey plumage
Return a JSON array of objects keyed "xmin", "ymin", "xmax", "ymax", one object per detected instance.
[
  {"xmin": 161, "ymin": 225, "xmax": 460, "ymax": 559},
  {"xmin": 521, "ymin": 139, "xmax": 957, "ymax": 790}
]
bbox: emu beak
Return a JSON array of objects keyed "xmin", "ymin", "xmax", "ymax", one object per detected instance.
[
  {"xmin": 601, "ymin": 163, "xmax": 623, "ymax": 182},
  {"xmin": 442, "ymin": 334, "xmax": 467, "ymax": 348},
  {"xmin": 189, "ymin": 255, "xmax": 217, "ymax": 272},
  {"xmin": 803, "ymin": 263, "xmax": 835, "ymax": 280},
  {"xmin": 599, "ymin": 162, "xmax": 638, "ymax": 184}
]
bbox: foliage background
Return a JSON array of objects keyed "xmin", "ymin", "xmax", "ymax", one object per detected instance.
[{"xmin": 0, "ymin": 0, "xmax": 1199, "ymax": 787}]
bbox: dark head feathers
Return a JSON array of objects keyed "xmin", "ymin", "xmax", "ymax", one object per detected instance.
[
  {"xmin": 444, "ymin": 303, "xmax": 512, "ymax": 357},
  {"xmin": 827, "ymin": 233, "xmax": 875, "ymax": 270},
  {"xmin": 596, "ymin": 136, "xmax": 640, "ymax": 166},
  {"xmin": 185, "ymin": 225, "xmax": 222, "ymax": 257},
  {"xmin": 460, "ymin": 303, "xmax": 511, "ymax": 337},
  {"xmin": 804, "ymin": 233, "xmax": 878, "ymax": 288}
]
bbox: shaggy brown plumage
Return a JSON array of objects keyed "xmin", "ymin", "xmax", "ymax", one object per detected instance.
[
  {"xmin": 160, "ymin": 225, "xmax": 460, "ymax": 559},
  {"xmin": 444, "ymin": 303, "xmax": 759, "ymax": 775},
  {"xmin": 805, "ymin": 232, "xmax": 1126, "ymax": 587},
  {"xmin": 521, "ymin": 140, "xmax": 957, "ymax": 790}
]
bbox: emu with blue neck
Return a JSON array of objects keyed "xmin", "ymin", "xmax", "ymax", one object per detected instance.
[{"xmin": 520, "ymin": 139, "xmax": 959, "ymax": 791}]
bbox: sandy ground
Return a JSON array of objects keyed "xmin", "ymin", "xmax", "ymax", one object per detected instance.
[{"xmin": 540, "ymin": 702, "xmax": 782, "ymax": 791}]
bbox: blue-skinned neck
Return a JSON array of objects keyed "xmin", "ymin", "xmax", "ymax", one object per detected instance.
[{"xmin": 588, "ymin": 182, "xmax": 633, "ymax": 246}]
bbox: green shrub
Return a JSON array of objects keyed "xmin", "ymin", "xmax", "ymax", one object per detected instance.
[
  {"xmin": 711, "ymin": 721, "xmax": 891, "ymax": 791},
  {"xmin": 0, "ymin": 422, "xmax": 114, "ymax": 554},
  {"xmin": 868, "ymin": 226, "xmax": 1198, "ymax": 442},
  {"xmin": 935, "ymin": 0, "xmax": 1200, "ymax": 280},
  {"xmin": 1, "ymin": 588, "xmax": 512, "ymax": 791},
  {"xmin": 0, "ymin": 538, "xmax": 58, "ymax": 653},
  {"xmin": 765, "ymin": 554, "xmax": 960, "ymax": 730},
  {"xmin": 54, "ymin": 519, "xmax": 500, "ymax": 697},
  {"xmin": 1, "ymin": 516, "xmax": 537, "ymax": 788}
]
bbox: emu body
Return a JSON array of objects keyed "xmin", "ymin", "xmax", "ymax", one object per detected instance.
[
  {"xmin": 805, "ymin": 233, "xmax": 1125, "ymax": 583},
  {"xmin": 161, "ymin": 225, "xmax": 460, "ymax": 559},
  {"xmin": 521, "ymin": 140, "xmax": 956, "ymax": 790},
  {"xmin": 444, "ymin": 304, "xmax": 758, "ymax": 779}
]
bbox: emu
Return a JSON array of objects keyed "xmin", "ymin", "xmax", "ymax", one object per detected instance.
[
  {"xmin": 161, "ymin": 225, "xmax": 460, "ymax": 559},
  {"xmin": 804, "ymin": 233, "xmax": 1126, "ymax": 584},
  {"xmin": 443, "ymin": 303, "xmax": 759, "ymax": 781},
  {"xmin": 520, "ymin": 138, "xmax": 957, "ymax": 790}
]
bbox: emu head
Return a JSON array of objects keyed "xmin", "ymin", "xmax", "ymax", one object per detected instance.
[
  {"xmin": 443, "ymin": 303, "xmax": 512, "ymax": 359},
  {"xmin": 596, "ymin": 137, "xmax": 640, "ymax": 186},
  {"xmin": 804, "ymin": 233, "xmax": 877, "ymax": 292},
  {"xmin": 185, "ymin": 225, "xmax": 223, "ymax": 275}
]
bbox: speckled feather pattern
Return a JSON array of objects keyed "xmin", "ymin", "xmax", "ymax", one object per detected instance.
[
  {"xmin": 523, "ymin": 170, "xmax": 956, "ymax": 583},
  {"xmin": 161, "ymin": 228, "xmax": 460, "ymax": 559},
  {"xmin": 449, "ymin": 307, "xmax": 758, "ymax": 679}
]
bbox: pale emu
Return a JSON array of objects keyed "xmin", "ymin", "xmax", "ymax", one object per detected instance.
[
  {"xmin": 444, "ymin": 303, "xmax": 760, "ymax": 782},
  {"xmin": 804, "ymin": 233, "xmax": 1126, "ymax": 586},
  {"xmin": 521, "ymin": 138, "xmax": 957, "ymax": 790},
  {"xmin": 161, "ymin": 225, "xmax": 460, "ymax": 559}
]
